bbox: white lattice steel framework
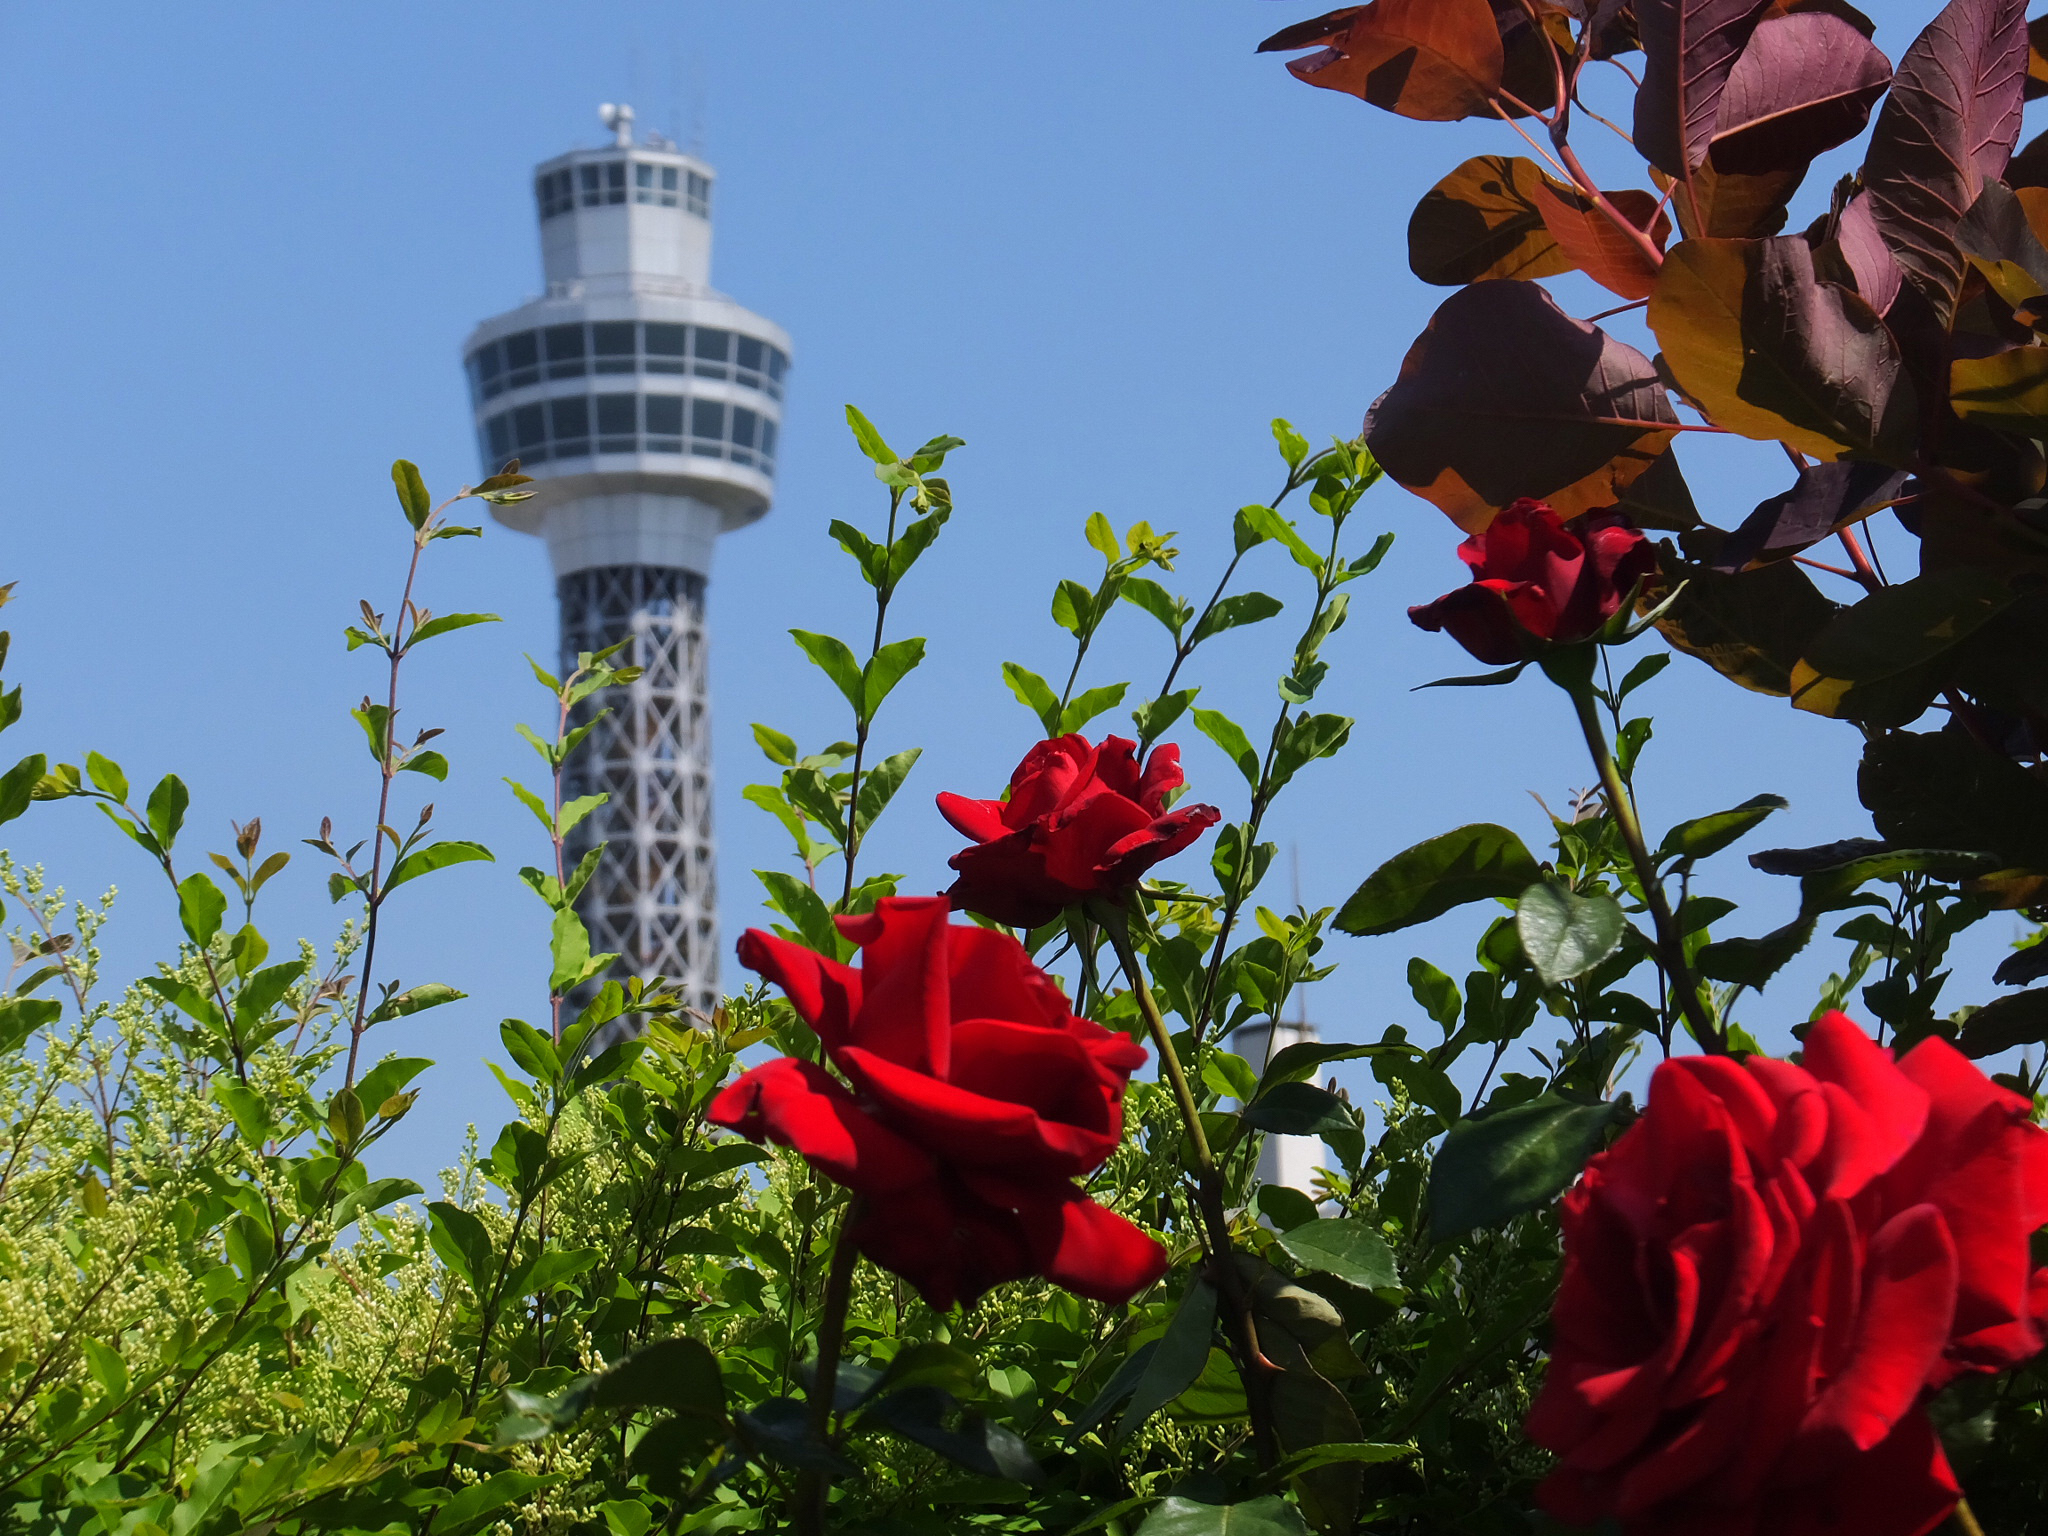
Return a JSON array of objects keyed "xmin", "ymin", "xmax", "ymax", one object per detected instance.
[
  {"xmin": 463, "ymin": 106, "xmax": 789, "ymax": 1015},
  {"xmin": 559, "ymin": 565, "xmax": 718, "ymax": 1014}
]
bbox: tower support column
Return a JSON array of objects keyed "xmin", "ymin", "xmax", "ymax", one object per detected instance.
[{"xmin": 557, "ymin": 564, "xmax": 718, "ymax": 1015}]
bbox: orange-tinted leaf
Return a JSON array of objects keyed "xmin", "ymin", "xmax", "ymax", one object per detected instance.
[
  {"xmin": 1497, "ymin": 2, "xmax": 1575, "ymax": 116},
  {"xmin": 1262, "ymin": 0, "xmax": 1505, "ymax": 121},
  {"xmin": 1408, "ymin": 155, "xmax": 1572, "ymax": 286},
  {"xmin": 1950, "ymin": 344, "xmax": 2048, "ymax": 436},
  {"xmin": 1648, "ymin": 236, "xmax": 1915, "ymax": 460},
  {"xmin": 1955, "ymin": 179, "xmax": 2048, "ymax": 321},
  {"xmin": 1862, "ymin": 0, "xmax": 2028, "ymax": 328},
  {"xmin": 2009, "ymin": 127, "xmax": 2048, "ymax": 189},
  {"xmin": 1530, "ymin": 182, "xmax": 1673, "ymax": 300},
  {"xmin": 1659, "ymin": 160, "xmax": 1807, "ymax": 239},
  {"xmin": 1707, "ymin": 12, "xmax": 1893, "ymax": 175},
  {"xmin": 1363, "ymin": 279, "xmax": 1678, "ymax": 532}
]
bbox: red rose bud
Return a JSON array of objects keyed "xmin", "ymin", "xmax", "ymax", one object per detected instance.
[
  {"xmin": 709, "ymin": 896, "xmax": 1168, "ymax": 1310},
  {"xmin": 937, "ymin": 734, "xmax": 1221, "ymax": 929},
  {"xmin": 1528, "ymin": 1012, "xmax": 2048, "ymax": 1536},
  {"xmin": 1408, "ymin": 499, "xmax": 1659, "ymax": 666}
]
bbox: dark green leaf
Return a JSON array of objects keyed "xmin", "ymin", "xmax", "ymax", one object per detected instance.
[
  {"xmin": 1515, "ymin": 883, "xmax": 1625, "ymax": 986},
  {"xmin": 1052, "ymin": 579, "xmax": 1094, "ymax": 636},
  {"xmin": 0, "ymin": 998, "xmax": 61, "ymax": 1054},
  {"xmin": 1957, "ymin": 988, "xmax": 2048, "ymax": 1059},
  {"xmin": 0, "ymin": 754, "xmax": 46, "ymax": 826},
  {"xmin": 1062, "ymin": 682, "xmax": 1129, "ymax": 735},
  {"xmin": 144, "ymin": 774, "xmax": 188, "ymax": 850},
  {"xmin": 758, "ymin": 869, "xmax": 845, "ymax": 958},
  {"xmin": 1658, "ymin": 793, "xmax": 1789, "ymax": 862},
  {"xmin": 865, "ymin": 1387, "xmax": 1042, "ymax": 1484},
  {"xmin": 385, "ymin": 839, "xmax": 494, "ymax": 893},
  {"xmin": 854, "ymin": 747, "xmax": 920, "ymax": 838},
  {"xmin": 1122, "ymin": 577, "xmax": 1190, "ymax": 638},
  {"xmin": 1336, "ymin": 824, "xmax": 1542, "ymax": 937},
  {"xmin": 391, "ymin": 459, "xmax": 432, "ymax": 529},
  {"xmin": 1243, "ymin": 1082, "xmax": 1353, "ymax": 1137},
  {"xmin": 1192, "ymin": 592, "xmax": 1285, "ymax": 646},
  {"xmin": 367, "ymin": 983, "xmax": 465, "ymax": 1025},
  {"xmin": 1428, "ymin": 1093, "xmax": 1631, "ymax": 1243},
  {"xmin": 1134, "ymin": 1497, "xmax": 1313, "ymax": 1536},
  {"xmin": 401, "ymin": 750, "xmax": 449, "ymax": 781},
  {"xmin": 1132, "ymin": 687, "xmax": 1199, "ymax": 743},
  {"xmin": 1117, "ymin": 1280, "xmax": 1219, "ymax": 1440},
  {"xmin": 828, "ymin": 519, "xmax": 886, "ymax": 586},
  {"xmin": 436, "ymin": 1472, "xmax": 546, "ymax": 1532},
  {"xmin": 1276, "ymin": 1218, "xmax": 1398, "ymax": 1291},
  {"xmin": 1255, "ymin": 1040, "xmax": 1412, "ymax": 1097}
]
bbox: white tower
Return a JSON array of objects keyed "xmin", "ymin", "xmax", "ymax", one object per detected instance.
[
  {"xmin": 1232, "ymin": 1020, "xmax": 1330, "ymax": 1201},
  {"xmin": 463, "ymin": 107, "xmax": 790, "ymax": 1015}
]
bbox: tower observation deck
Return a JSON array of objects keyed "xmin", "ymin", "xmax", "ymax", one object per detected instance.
[{"xmin": 462, "ymin": 104, "xmax": 789, "ymax": 1014}]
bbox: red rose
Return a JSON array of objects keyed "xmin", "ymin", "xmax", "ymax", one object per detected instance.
[
  {"xmin": 937, "ymin": 734, "xmax": 1221, "ymax": 929},
  {"xmin": 1528, "ymin": 1012, "xmax": 2048, "ymax": 1536},
  {"xmin": 708, "ymin": 896, "xmax": 1169, "ymax": 1309},
  {"xmin": 1407, "ymin": 498, "xmax": 1659, "ymax": 666}
]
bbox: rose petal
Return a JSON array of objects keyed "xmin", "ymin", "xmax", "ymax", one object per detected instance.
[
  {"xmin": 735, "ymin": 927, "xmax": 863, "ymax": 1052},
  {"xmin": 838, "ymin": 1041, "xmax": 1119, "ymax": 1177},
  {"xmin": 833, "ymin": 896, "xmax": 954, "ymax": 1077},
  {"xmin": 935, "ymin": 791, "xmax": 1011, "ymax": 845},
  {"xmin": 963, "ymin": 1171, "xmax": 1169, "ymax": 1305},
  {"xmin": 706, "ymin": 1057, "xmax": 932, "ymax": 1194},
  {"xmin": 1800, "ymin": 1012, "xmax": 1929, "ymax": 1197}
]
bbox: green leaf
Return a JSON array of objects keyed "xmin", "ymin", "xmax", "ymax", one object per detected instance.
[
  {"xmin": 1336, "ymin": 824, "xmax": 1542, "ymax": 937},
  {"xmin": 1240, "ymin": 505, "xmax": 1324, "ymax": 575},
  {"xmin": 759, "ymin": 869, "xmax": 845, "ymax": 958},
  {"xmin": 1192, "ymin": 708, "xmax": 1260, "ymax": 787},
  {"xmin": 391, "ymin": 459, "xmax": 432, "ymax": 529},
  {"xmin": 436, "ymin": 1472, "xmax": 547, "ymax": 1533},
  {"xmin": 1428, "ymin": 1093, "xmax": 1631, "ymax": 1244},
  {"xmin": 1115, "ymin": 1281, "xmax": 1219, "ymax": 1441},
  {"xmin": 1271, "ymin": 713, "xmax": 1351, "ymax": 790},
  {"xmin": 1121, "ymin": 577, "xmax": 1190, "ymax": 639},
  {"xmin": 845, "ymin": 404, "xmax": 896, "ymax": 465},
  {"xmin": 549, "ymin": 908, "xmax": 602, "ymax": 994},
  {"xmin": 85, "ymin": 751, "xmax": 129, "ymax": 803},
  {"xmin": 1132, "ymin": 687, "xmax": 1199, "ymax": 743},
  {"xmin": 1062, "ymin": 682, "xmax": 1129, "ymax": 735},
  {"xmin": 401, "ymin": 750, "xmax": 449, "ymax": 781},
  {"xmin": 862, "ymin": 637, "xmax": 927, "ymax": 720},
  {"xmin": 501, "ymin": 1017, "xmax": 562, "ymax": 1082},
  {"xmin": 368, "ymin": 983, "xmax": 465, "ymax": 1025},
  {"xmin": 177, "ymin": 873, "xmax": 227, "ymax": 948},
  {"xmin": 409, "ymin": 612, "xmax": 502, "ymax": 646},
  {"xmin": 1254, "ymin": 1040, "xmax": 1411, "ymax": 1098},
  {"xmin": 1242, "ymin": 1082, "xmax": 1353, "ymax": 1136},
  {"xmin": 144, "ymin": 774, "xmax": 188, "ymax": 851},
  {"xmin": 1085, "ymin": 510, "xmax": 1122, "ymax": 562},
  {"xmin": 505, "ymin": 777, "xmax": 554, "ymax": 835},
  {"xmin": 1135, "ymin": 1496, "xmax": 1313, "ymax": 1536},
  {"xmin": 593, "ymin": 1336, "xmax": 728, "ymax": 1426},
  {"xmin": 1616, "ymin": 651, "xmax": 1670, "ymax": 701},
  {"xmin": 854, "ymin": 747, "xmax": 920, "ymax": 838},
  {"xmin": 1192, "ymin": 592, "xmax": 1284, "ymax": 646},
  {"xmin": 1407, "ymin": 959, "xmax": 1461, "ymax": 1031},
  {"xmin": 1791, "ymin": 571, "xmax": 2018, "ymax": 722},
  {"xmin": 887, "ymin": 504, "xmax": 950, "ymax": 587},
  {"xmin": 1957, "ymin": 989, "xmax": 2048, "ymax": 1059},
  {"xmin": 1276, "ymin": 1219, "xmax": 1399, "ymax": 1292},
  {"xmin": 0, "ymin": 754, "xmax": 46, "ymax": 827},
  {"xmin": 331, "ymin": 1176, "xmax": 424, "ymax": 1231},
  {"xmin": 385, "ymin": 839, "xmax": 494, "ymax": 893},
  {"xmin": 1272, "ymin": 418, "xmax": 1312, "ymax": 468},
  {"xmin": 1052, "ymin": 579, "xmax": 1094, "ymax": 636},
  {"xmin": 210, "ymin": 1077, "xmax": 274, "ymax": 1147},
  {"xmin": 752, "ymin": 723, "xmax": 798, "ymax": 766},
  {"xmin": 829, "ymin": 519, "xmax": 887, "ymax": 586},
  {"xmin": 1657, "ymin": 793, "xmax": 1789, "ymax": 864},
  {"xmin": 1002, "ymin": 662, "xmax": 1065, "ymax": 736},
  {"xmin": 0, "ymin": 998, "xmax": 61, "ymax": 1054},
  {"xmin": 1514, "ymin": 883, "xmax": 1625, "ymax": 986},
  {"xmin": 1414, "ymin": 662, "xmax": 1528, "ymax": 690},
  {"xmin": 790, "ymin": 630, "xmax": 865, "ymax": 716},
  {"xmin": 557, "ymin": 792, "xmax": 608, "ymax": 839}
]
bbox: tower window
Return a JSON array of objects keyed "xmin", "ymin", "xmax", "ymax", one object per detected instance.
[
  {"xmin": 471, "ymin": 341, "xmax": 504, "ymax": 401},
  {"xmin": 761, "ymin": 418, "xmax": 778, "ymax": 462},
  {"xmin": 635, "ymin": 163, "xmax": 656, "ymax": 204},
  {"xmin": 592, "ymin": 322, "xmax": 636, "ymax": 373},
  {"xmin": 503, "ymin": 330, "xmax": 540, "ymax": 389},
  {"xmin": 605, "ymin": 161, "xmax": 627, "ymax": 204},
  {"xmin": 512, "ymin": 403, "xmax": 547, "ymax": 461},
  {"xmin": 544, "ymin": 324, "xmax": 586, "ymax": 379},
  {"xmin": 579, "ymin": 164, "xmax": 603, "ymax": 207},
  {"xmin": 597, "ymin": 393, "xmax": 638, "ymax": 453},
  {"xmin": 549, "ymin": 395, "xmax": 589, "ymax": 447},
  {"xmin": 731, "ymin": 406, "xmax": 758, "ymax": 450},
  {"xmin": 644, "ymin": 323, "xmax": 686, "ymax": 373},
  {"xmin": 685, "ymin": 171, "xmax": 710, "ymax": 218},
  {"xmin": 486, "ymin": 413, "xmax": 511, "ymax": 460},
  {"xmin": 645, "ymin": 394, "xmax": 684, "ymax": 451},
  {"xmin": 660, "ymin": 166, "xmax": 679, "ymax": 207},
  {"xmin": 692, "ymin": 328, "xmax": 730, "ymax": 380},
  {"xmin": 690, "ymin": 399, "xmax": 726, "ymax": 454}
]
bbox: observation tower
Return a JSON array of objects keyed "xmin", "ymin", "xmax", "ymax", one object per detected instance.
[{"xmin": 461, "ymin": 105, "xmax": 790, "ymax": 1014}]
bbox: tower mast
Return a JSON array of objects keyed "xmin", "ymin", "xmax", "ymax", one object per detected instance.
[{"xmin": 462, "ymin": 106, "xmax": 790, "ymax": 1015}]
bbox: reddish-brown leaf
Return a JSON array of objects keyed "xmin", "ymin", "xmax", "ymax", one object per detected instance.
[
  {"xmin": 1708, "ymin": 12, "xmax": 1893, "ymax": 175},
  {"xmin": 1634, "ymin": 0, "xmax": 1775, "ymax": 176},
  {"xmin": 1407, "ymin": 155, "xmax": 1573, "ymax": 286},
  {"xmin": 1261, "ymin": 0, "xmax": 1505, "ymax": 121},
  {"xmin": 2026, "ymin": 13, "xmax": 2048, "ymax": 99},
  {"xmin": 1862, "ymin": 0, "xmax": 2028, "ymax": 328},
  {"xmin": 1659, "ymin": 160, "xmax": 1808, "ymax": 238},
  {"xmin": 1834, "ymin": 190, "xmax": 1903, "ymax": 314},
  {"xmin": 1362, "ymin": 279, "xmax": 1679, "ymax": 532},
  {"xmin": 1531, "ymin": 183, "xmax": 1674, "ymax": 299}
]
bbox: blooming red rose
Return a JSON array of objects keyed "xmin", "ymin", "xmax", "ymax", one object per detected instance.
[
  {"xmin": 937, "ymin": 734, "xmax": 1221, "ymax": 929},
  {"xmin": 708, "ymin": 896, "xmax": 1168, "ymax": 1309},
  {"xmin": 1528, "ymin": 1012, "xmax": 2048, "ymax": 1536},
  {"xmin": 1408, "ymin": 498, "xmax": 1659, "ymax": 666}
]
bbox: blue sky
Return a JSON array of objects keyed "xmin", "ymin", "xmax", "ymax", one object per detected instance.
[{"xmin": 0, "ymin": 1, "xmax": 2031, "ymax": 1181}]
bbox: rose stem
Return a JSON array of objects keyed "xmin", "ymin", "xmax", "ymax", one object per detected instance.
[
  {"xmin": 1100, "ymin": 909, "xmax": 1280, "ymax": 1470},
  {"xmin": 1949, "ymin": 1500, "xmax": 1986, "ymax": 1536},
  {"xmin": 796, "ymin": 1200, "xmax": 862, "ymax": 1536},
  {"xmin": 1551, "ymin": 654, "xmax": 1725, "ymax": 1055}
]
